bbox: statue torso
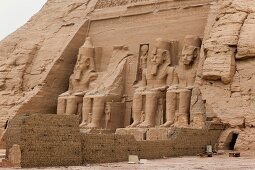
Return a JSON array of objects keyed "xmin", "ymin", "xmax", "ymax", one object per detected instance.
[
  {"xmin": 70, "ymin": 70, "xmax": 94, "ymax": 93},
  {"xmin": 145, "ymin": 64, "xmax": 173, "ymax": 89},
  {"xmin": 176, "ymin": 65, "xmax": 196, "ymax": 88}
]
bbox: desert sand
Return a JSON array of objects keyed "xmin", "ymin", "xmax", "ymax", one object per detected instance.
[{"xmin": 2, "ymin": 155, "xmax": 255, "ymax": 170}]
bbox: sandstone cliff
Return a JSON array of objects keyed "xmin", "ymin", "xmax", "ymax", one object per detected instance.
[
  {"xmin": 0, "ymin": 0, "xmax": 97, "ymax": 138},
  {"xmin": 199, "ymin": 0, "xmax": 255, "ymax": 152}
]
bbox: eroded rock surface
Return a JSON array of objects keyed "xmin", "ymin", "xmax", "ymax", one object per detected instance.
[
  {"xmin": 0, "ymin": 0, "xmax": 95, "ymax": 138},
  {"xmin": 199, "ymin": 0, "xmax": 255, "ymax": 152}
]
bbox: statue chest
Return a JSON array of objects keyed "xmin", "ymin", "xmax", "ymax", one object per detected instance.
[{"xmin": 177, "ymin": 68, "xmax": 196, "ymax": 88}]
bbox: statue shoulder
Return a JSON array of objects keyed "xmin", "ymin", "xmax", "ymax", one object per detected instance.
[{"xmin": 69, "ymin": 74, "xmax": 75, "ymax": 80}]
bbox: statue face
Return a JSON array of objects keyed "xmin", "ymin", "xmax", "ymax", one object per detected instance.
[
  {"xmin": 76, "ymin": 55, "xmax": 90, "ymax": 71},
  {"xmin": 151, "ymin": 48, "xmax": 166, "ymax": 66},
  {"xmin": 182, "ymin": 46, "xmax": 197, "ymax": 65}
]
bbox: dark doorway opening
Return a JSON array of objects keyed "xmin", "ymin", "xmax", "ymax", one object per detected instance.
[{"xmin": 229, "ymin": 133, "xmax": 238, "ymax": 150}]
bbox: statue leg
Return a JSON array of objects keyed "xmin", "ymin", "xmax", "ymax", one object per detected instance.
[
  {"xmin": 161, "ymin": 91, "xmax": 177, "ymax": 127},
  {"xmin": 66, "ymin": 96, "xmax": 82, "ymax": 115},
  {"xmin": 139, "ymin": 92, "xmax": 158, "ymax": 128},
  {"xmin": 80, "ymin": 97, "xmax": 92, "ymax": 127},
  {"xmin": 87, "ymin": 96, "xmax": 106, "ymax": 129},
  {"xmin": 190, "ymin": 88, "xmax": 206, "ymax": 128},
  {"xmin": 176, "ymin": 89, "xmax": 191, "ymax": 127},
  {"xmin": 128, "ymin": 93, "xmax": 143, "ymax": 127},
  {"xmin": 57, "ymin": 97, "xmax": 66, "ymax": 115},
  {"xmin": 192, "ymin": 113, "xmax": 206, "ymax": 129}
]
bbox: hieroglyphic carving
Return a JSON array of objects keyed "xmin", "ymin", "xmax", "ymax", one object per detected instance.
[
  {"xmin": 130, "ymin": 0, "xmax": 150, "ymax": 3},
  {"xmin": 95, "ymin": 0, "xmax": 151, "ymax": 9},
  {"xmin": 95, "ymin": 0, "xmax": 129, "ymax": 9}
]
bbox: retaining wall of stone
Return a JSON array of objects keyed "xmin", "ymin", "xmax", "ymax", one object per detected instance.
[
  {"xmin": 6, "ymin": 114, "xmax": 82, "ymax": 168},
  {"xmin": 81, "ymin": 128, "xmax": 222, "ymax": 163},
  {"xmin": 6, "ymin": 114, "xmax": 223, "ymax": 167}
]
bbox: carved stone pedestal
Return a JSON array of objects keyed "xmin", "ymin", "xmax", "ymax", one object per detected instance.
[
  {"xmin": 175, "ymin": 114, "xmax": 189, "ymax": 128},
  {"xmin": 80, "ymin": 128, "xmax": 113, "ymax": 134},
  {"xmin": 206, "ymin": 122, "xmax": 225, "ymax": 130},
  {"xmin": 191, "ymin": 113, "xmax": 206, "ymax": 129},
  {"xmin": 116, "ymin": 128, "xmax": 149, "ymax": 141},
  {"xmin": 146, "ymin": 128, "xmax": 174, "ymax": 140}
]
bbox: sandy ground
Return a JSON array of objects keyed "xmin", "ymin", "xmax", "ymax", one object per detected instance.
[{"xmin": 2, "ymin": 155, "xmax": 255, "ymax": 170}]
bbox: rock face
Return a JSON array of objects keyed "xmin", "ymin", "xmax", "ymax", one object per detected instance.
[
  {"xmin": 0, "ymin": 0, "xmax": 255, "ymax": 153},
  {"xmin": 235, "ymin": 128, "xmax": 255, "ymax": 153},
  {"xmin": 0, "ymin": 0, "xmax": 95, "ymax": 138},
  {"xmin": 198, "ymin": 0, "xmax": 255, "ymax": 152},
  {"xmin": 202, "ymin": 1, "xmax": 248, "ymax": 84}
]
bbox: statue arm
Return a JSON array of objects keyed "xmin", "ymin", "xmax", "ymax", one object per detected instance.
[
  {"xmin": 167, "ymin": 67, "xmax": 179, "ymax": 90},
  {"xmin": 173, "ymin": 69, "xmax": 179, "ymax": 86},
  {"xmin": 74, "ymin": 71, "xmax": 99, "ymax": 96},
  {"xmin": 186, "ymin": 69, "xmax": 197, "ymax": 90},
  {"xmin": 88, "ymin": 71, "xmax": 98, "ymax": 82},
  {"xmin": 68, "ymin": 75, "xmax": 74, "ymax": 92},
  {"xmin": 135, "ymin": 69, "xmax": 147, "ymax": 92},
  {"xmin": 166, "ymin": 67, "xmax": 176, "ymax": 85}
]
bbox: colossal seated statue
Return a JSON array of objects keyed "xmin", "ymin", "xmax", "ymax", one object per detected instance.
[
  {"xmin": 128, "ymin": 38, "xmax": 175, "ymax": 128},
  {"xmin": 80, "ymin": 45, "xmax": 133, "ymax": 129},
  {"xmin": 161, "ymin": 35, "xmax": 202, "ymax": 127},
  {"xmin": 57, "ymin": 37, "xmax": 98, "ymax": 115}
]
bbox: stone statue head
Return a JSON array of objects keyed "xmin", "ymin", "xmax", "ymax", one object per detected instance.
[
  {"xmin": 151, "ymin": 38, "xmax": 171, "ymax": 66},
  {"xmin": 74, "ymin": 37, "xmax": 95, "ymax": 80},
  {"xmin": 150, "ymin": 38, "xmax": 170, "ymax": 75},
  {"xmin": 181, "ymin": 35, "xmax": 201, "ymax": 65}
]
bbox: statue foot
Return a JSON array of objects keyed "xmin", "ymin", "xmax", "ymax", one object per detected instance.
[
  {"xmin": 137, "ymin": 121, "xmax": 153, "ymax": 128},
  {"xmin": 79, "ymin": 122, "xmax": 88, "ymax": 128},
  {"xmin": 86, "ymin": 123, "xmax": 99, "ymax": 129},
  {"xmin": 160, "ymin": 121, "xmax": 174, "ymax": 128},
  {"xmin": 126, "ymin": 121, "xmax": 140, "ymax": 128}
]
